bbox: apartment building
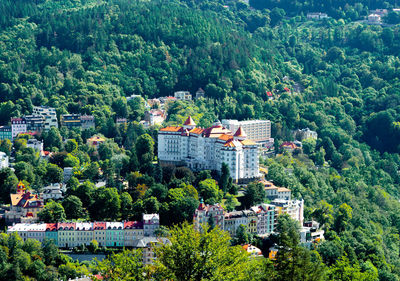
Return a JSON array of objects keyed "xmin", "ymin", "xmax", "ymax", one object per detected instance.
[
  {"xmin": 174, "ymin": 91, "xmax": 192, "ymax": 101},
  {"xmin": 193, "ymin": 200, "xmax": 225, "ymax": 231},
  {"xmin": 11, "ymin": 117, "xmax": 27, "ymax": 138},
  {"xmin": 0, "ymin": 125, "xmax": 12, "ymax": 140},
  {"xmin": 24, "ymin": 115, "xmax": 45, "ymax": 133},
  {"xmin": 33, "ymin": 106, "xmax": 58, "ymax": 131},
  {"xmin": 61, "ymin": 114, "xmax": 81, "ymax": 129}
]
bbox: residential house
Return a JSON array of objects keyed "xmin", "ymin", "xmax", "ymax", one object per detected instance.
[
  {"xmin": 45, "ymin": 223, "xmax": 58, "ymax": 245},
  {"xmin": 144, "ymin": 109, "xmax": 166, "ymax": 126},
  {"xmin": 75, "ymin": 222, "xmax": 94, "ymax": 246},
  {"xmin": 294, "ymin": 128, "xmax": 318, "ymax": 140},
  {"xmin": 242, "ymin": 244, "xmax": 263, "ymax": 258},
  {"xmin": 5, "ymin": 182, "xmax": 43, "ymax": 224},
  {"xmin": 124, "ymin": 221, "xmax": 144, "ymax": 247},
  {"xmin": 80, "ymin": 115, "xmax": 95, "ymax": 130},
  {"xmin": 307, "ymin": 12, "xmax": 328, "ymax": 20},
  {"xmin": 133, "ymin": 237, "xmax": 170, "ymax": 265},
  {"xmin": 195, "ymin": 88, "xmax": 205, "ymax": 99},
  {"xmin": 106, "ymin": 222, "xmax": 124, "ymax": 247},
  {"xmin": 57, "ymin": 222, "xmax": 76, "ymax": 248},
  {"xmin": 193, "ymin": 200, "xmax": 225, "ymax": 231},
  {"xmin": 11, "ymin": 117, "xmax": 27, "ymax": 139},
  {"xmin": 0, "ymin": 125, "xmax": 12, "ymax": 140},
  {"xmin": 272, "ymin": 198, "xmax": 304, "ymax": 225},
  {"xmin": 33, "ymin": 106, "xmax": 58, "ymax": 131},
  {"xmin": 62, "ymin": 114, "xmax": 81, "ymax": 129},
  {"xmin": 261, "ymin": 180, "xmax": 292, "ymax": 200},
  {"xmin": 87, "ymin": 135, "xmax": 106, "ymax": 149},
  {"xmin": 93, "ymin": 222, "xmax": 107, "ymax": 247},
  {"xmin": 250, "ymin": 204, "xmax": 276, "ymax": 236},
  {"xmin": 143, "ymin": 214, "xmax": 160, "ymax": 236},
  {"xmin": 26, "ymin": 139, "xmax": 44, "ymax": 151},
  {"xmin": 174, "ymin": 91, "xmax": 192, "ymax": 101},
  {"xmin": 41, "ymin": 183, "xmax": 64, "ymax": 201},
  {"xmin": 24, "ymin": 115, "xmax": 45, "ymax": 133}
]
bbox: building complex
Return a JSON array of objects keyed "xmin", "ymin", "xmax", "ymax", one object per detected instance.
[
  {"xmin": 7, "ymin": 214, "xmax": 160, "ymax": 248},
  {"xmin": 158, "ymin": 117, "xmax": 260, "ymax": 182}
]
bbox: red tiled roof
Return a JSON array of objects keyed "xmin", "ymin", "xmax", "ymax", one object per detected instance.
[
  {"xmin": 160, "ymin": 126, "xmax": 183, "ymax": 132},
  {"xmin": 234, "ymin": 127, "xmax": 247, "ymax": 137},
  {"xmin": 184, "ymin": 116, "xmax": 196, "ymax": 126}
]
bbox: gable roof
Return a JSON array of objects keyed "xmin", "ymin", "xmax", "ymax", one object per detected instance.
[{"xmin": 184, "ymin": 116, "xmax": 196, "ymax": 126}]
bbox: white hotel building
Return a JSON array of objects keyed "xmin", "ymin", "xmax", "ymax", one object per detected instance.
[
  {"xmin": 221, "ymin": 119, "xmax": 271, "ymax": 142},
  {"xmin": 158, "ymin": 117, "xmax": 260, "ymax": 182}
]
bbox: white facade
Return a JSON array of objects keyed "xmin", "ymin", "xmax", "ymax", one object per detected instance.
[
  {"xmin": 75, "ymin": 222, "xmax": 94, "ymax": 246},
  {"xmin": 33, "ymin": 106, "xmax": 58, "ymax": 131},
  {"xmin": 272, "ymin": 199, "xmax": 304, "ymax": 226},
  {"xmin": 11, "ymin": 118, "xmax": 27, "ymax": 139},
  {"xmin": 158, "ymin": 117, "xmax": 260, "ymax": 181},
  {"xmin": 0, "ymin": 152, "xmax": 8, "ymax": 169},
  {"xmin": 42, "ymin": 184, "xmax": 64, "ymax": 200},
  {"xmin": 143, "ymin": 214, "xmax": 160, "ymax": 236},
  {"xmin": 221, "ymin": 119, "xmax": 271, "ymax": 142},
  {"xmin": 7, "ymin": 223, "xmax": 47, "ymax": 242},
  {"xmin": 26, "ymin": 139, "xmax": 44, "ymax": 151},
  {"xmin": 174, "ymin": 91, "xmax": 192, "ymax": 101}
]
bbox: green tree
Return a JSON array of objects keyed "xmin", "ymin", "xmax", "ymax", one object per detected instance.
[
  {"xmin": 135, "ymin": 134, "xmax": 154, "ymax": 166},
  {"xmin": 62, "ymin": 195, "xmax": 84, "ymax": 220},
  {"xmin": 220, "ymin": 163, "xmax": 231, "ymax": 193},
  {"xmin": 334, "ymin": 203, "xmax": 352, "ymax": 233},
  {"xmin": 198, "ymin": 179, "xmax": 222, "ymax": 204},
  {"xmin": 64, "ymin": 139, "xmax": 78, "ymax": 153},
  {"xmin": 233, "ymin": 224, "xmax": 250, "ymax": 245},
  {"xmin": 242, "ymin": 182, "xmax": 264, "ymax": 209},
  {"xmin": 45, "ymin": 163, "xmax": 64, "ymax": 183},
  {"xmin": 96, "ymin": 249, "xmax": 145, "ymax": 281},
  {"xmin": 120, "ymin": 192, "xmax": 133, "ymax": 220},
  {"xmin": 38, "ymin": 200, "xmax": 66, "ymax": 223},
  {"xmin": 90, "ymin": 187, "xmax": 121, "ymax": 220},
  {"xmin": 153, "ymin": 222, "xmax": 259, "ymax": 280}
]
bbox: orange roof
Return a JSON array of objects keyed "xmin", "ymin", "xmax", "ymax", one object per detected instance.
[
  {"xmin": 160, "ymin": 126, "xmax": 182, "ymax": 132},
  {"xmin": 234, "ymin": 127, "xmax": 247, "ymax": 137},
  {"xmin": 218, "ymin": 134, "xmax": 233, "ymax": 141},
  {"xmin": 190, "ymin": 128, "xmax": 204, "ymax": 135},
  {"xmin": 240, "ymin": 139, "xmax": 256, "ymax": 145},
  {"xmin": 184, "ymin": 116, "xmax": 196, "ymax": 126}
]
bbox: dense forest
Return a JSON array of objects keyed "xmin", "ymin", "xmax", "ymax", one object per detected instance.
[{"xmin": 1, "ymin": 0, "xmax": 400, "ymax": 280}]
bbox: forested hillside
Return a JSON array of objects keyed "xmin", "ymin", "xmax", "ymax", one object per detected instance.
[{"xmin": 1, "ymin": 0, "xmax": 400, "ymax": 280}]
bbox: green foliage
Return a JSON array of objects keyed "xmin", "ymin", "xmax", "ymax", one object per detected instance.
[
  {"xmin": 38, "ymin": 200, "xmax": 66, "ymax": 223},
  {"xmin": 153, "ymin": 222, "xmax": 259, "ymax": 281}
]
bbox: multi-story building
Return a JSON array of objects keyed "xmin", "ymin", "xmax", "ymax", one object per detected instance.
[
  {"xmin": 80, "ymin": 115, "xmax": 95, "ymax": 130},
  {"xmin": 106, "ymin": 222, "xmax": 124, "ymax": 247},
  {"xmin": 261, "ymin": 180, "xmax": 292, "ymax": 201},
  {"xmin": 5, "ymin": 182, "xmax": 43, "ymax": 224},
  {"xmin": 45, "ymin": 223, "xmax": 58, "ymax": 245},
  {"xmin": 193, "ymin": 200, "xmax": 225, "ymax": 231},
  {"xmin": 294, "ymin": 128, "xmax": 318, "ymax": 140},
  {"xmin": 224, "ymin": 211, "xmax": 249, "ymax": 237},
  {"xmin": 11, "ymin": 117, "xmax": 27, "ymax": 139},
  {"xmin": 7, "ymin": 223, "xmax": 47, "ymax": 243},
  {"xmin": 57, "ymin": 222, "xmax": 76, "ymax": 248},
  {"xmin": 158, "ymin": 117, "xmax": 260, "ymax": 182},
  {"xmin": 124, "ymin": 221, "xmax": 144, "ymax": 247},
  {"xmin": 143, "ymin": 214, "xmax": 160, "ymax": 236},
  {"xmin": 221, "ymin": 119, "xmax": 271, "ymax": 143},
  {"xmin": 75, "ymin": 222, "xmax": 94, "ymax": 246},
  {"xmin": 41, "ymin": 183, "xmax": 64, "ymax": 201},
  {"xmin": 0, "ymin": 125, "xmax": 12, "ymax": 140},
  {"xmin": 174, "ymin": 91, "xmax": 192, "ymax": 101},
  {"xmin": 7, "ymin": 215, "xmax": 160, "ymax": 249},
  {"xmin": 133, "ymin": 237, "xmax": 170, "ymax": 265},
  {"xmin": 61, "ymin": 114, "xmax": 81, "ymax": 129},
  {"xmin": 24, "ymin": 115, "xmax": 45, "ymax": 133},
  {"xmin": 26, "ymin": 139, "xmax": 44, "ymax": 151},
  {"xmin": 0, "ymin": 152, "xmax": 8, "ymax": 169},
  {"xmin": 33, "ymin": 106, "xmax": 58, "ymax": 131},
  {"xmin": 272, "ymin": 198, "xmax": 304, "ymax": 226},
  {"xmin": 93, "ymin": 222, "xmax": 107, "ymax": 247},
  {"xmin": 250, "ymin": 204, "xmax": 276, "ymax": 236}
]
